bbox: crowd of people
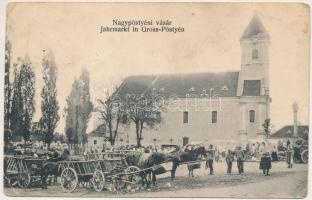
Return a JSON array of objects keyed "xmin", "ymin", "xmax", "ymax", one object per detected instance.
[
  {"xmin": 9, "ymin": 138, "xmax": 297, "ymax": 179},
  {"xmin": 203, "ymin": 140, "xmax": 297, "ymax": 176}
]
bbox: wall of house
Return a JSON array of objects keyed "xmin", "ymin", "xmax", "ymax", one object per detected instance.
[
  {"xmin": 118, "ymin": 97, "xmax": 268, "ymax": 146},
  {"xmin": 87, "ymin": 136, "xmax": 105, "ymax": 152}
]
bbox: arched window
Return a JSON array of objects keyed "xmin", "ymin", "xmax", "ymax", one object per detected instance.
[
  {"xmin": 252, "ymin": 49, "xmax": 258, "ymax": 59},
  {"xmin": 249, "ymin": 110, "xmax": 255, "ymax": 123}
]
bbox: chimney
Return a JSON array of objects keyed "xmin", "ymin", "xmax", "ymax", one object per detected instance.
[{"xmin": 292, "ymin": 102, "xmax": 298, "ymax": 138}]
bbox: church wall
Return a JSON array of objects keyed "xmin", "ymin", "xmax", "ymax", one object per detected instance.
[{"xmin": 116, "ymin": 97, "xmax": 267, "ymax": 147}]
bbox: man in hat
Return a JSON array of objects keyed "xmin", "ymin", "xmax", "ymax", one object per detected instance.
[
  {"xmin": 205, "ymin": 144, "xmax": 215, "ymax": 175},
  {"xmin": 286, "ymin": 141, "xmax": 294, "ymax": 168},
  {"xmin": 225, "ymin": 149, "xmax": 235, "ymax": 174},
  {"xmin": 235, "ymin": 145, "xmax": 245, "ymax": 174}
]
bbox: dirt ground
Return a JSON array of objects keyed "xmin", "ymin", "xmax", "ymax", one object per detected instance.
[{"xmin": 3, "ymin": 161, "xmax": 308, "ymax": 198}]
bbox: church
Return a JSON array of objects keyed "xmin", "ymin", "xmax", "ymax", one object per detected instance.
[{"xmin": 115, "ymin": 15, "xmax": 271, "ymax": 146}]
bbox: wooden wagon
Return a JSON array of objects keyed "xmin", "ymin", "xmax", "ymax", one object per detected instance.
[
  {"xmin": 59, "ymin": 154, "xmax": 141, "ymax": 193},
  {"xmin": 4, "ymin": 155, "xmax": 45, "ymax": 188}
]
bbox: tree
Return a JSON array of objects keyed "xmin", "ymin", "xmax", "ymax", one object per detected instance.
[
  {"xmin": 262, "ymin": 118, "xmax": 271, "ymax": 140},
  {"xmin": 53, "ymin": 132, "xmax": 61, "ymax": 142},
  {"xmin": 39, "ymin": 50, "xmax": 60, "ymax": 148},
  {"xmin": 10, "ymin": 57, "xmax": 36, "ymax": 142},
  {"xmin": 4, "ymin": 38, "xmax": 12, "ymax": 129},
  {"xmin": 64, "ymin": 68, "xmax": 93, "ymax": 151},
  {"xmin": 97, "ymin": 88, "xmax": 124, "ymax": 146},
  {"xmin": 124, "ymin": 92, "xmax": 163, "ymax": 147},
  {"xmin": 31, "ymin": 122, "xmax": 44, "ymax": 142}
]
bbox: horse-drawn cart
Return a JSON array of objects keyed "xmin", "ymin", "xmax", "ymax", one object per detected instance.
[
  {"xmin": 4, "ymin": 156, "xmax": 45, "ymax": 188},
  {"xmin": 59, "ymin": 153, "xmax": 141, "ymax": 193}
]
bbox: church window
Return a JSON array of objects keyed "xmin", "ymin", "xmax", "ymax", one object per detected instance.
[
  {"xmin": 249, "ymin": 110, "xmax": 255, "ymax": 123},
  {"xmin": 183, "ymin": 111, "xmax": 188, "ymax": 123},
  {"xmin": 94, "ymin": 140, "xmax": 97, "ymax": 145},
  {"xmin": 212, "ymin": 111, "xmax": 217, "ymax": 123},
  {"xmin": 252, "ymin": 49, "xmax": 258, "ymax": 59}
]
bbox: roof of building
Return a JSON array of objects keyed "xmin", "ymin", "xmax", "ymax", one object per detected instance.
[
  {"xmin": 116, "ymin": 72, "xmax": 240, "ymax": 98},
  {"xmin": 88, "ymin": 124, "xmax": 107, "ymax": 138},
  {"xmin": 270, "ymin": 125, "xmax": 309, "ymax": 139},
  {"xmin": 241, "ymin": 15, "xmax": 269, "ymax": 40}
]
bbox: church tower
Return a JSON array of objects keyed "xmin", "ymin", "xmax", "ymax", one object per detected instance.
[
  {"xmin": 237, "ymin": 15, "xmax": 271, "ymax": 139},
  {"xmin": 237, "ymin": 14, "xmax": 270, "ymax": 97}
]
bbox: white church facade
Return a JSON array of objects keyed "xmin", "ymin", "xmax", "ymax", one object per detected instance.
[{"xmin": 115, "ymin": 15, "xmax": 271, "ymax": 146}]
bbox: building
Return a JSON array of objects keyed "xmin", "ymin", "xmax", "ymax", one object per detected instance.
[
  {"xmin": 86, "ymin": 124, "xmax": 108, "ymax": 152},
  {"xmin": 116, "ymin": 15, "xmax": 271, "ymax": 146},
  {"xmin": 270, "ymin": 125, "xmax": 309, "ymax": 143}
]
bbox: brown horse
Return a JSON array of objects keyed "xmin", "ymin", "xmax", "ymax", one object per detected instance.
[
  {"xmin": 125, "ymin": 151, "xmax": 171, "ymax": 187},
  {"xmin": 170, "ymin": 145, "xmax": 207, "ymax": 178}
]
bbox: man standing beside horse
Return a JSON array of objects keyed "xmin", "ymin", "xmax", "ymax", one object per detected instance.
[{"xmin": 205, "ymin": 144, "xmax": 215, "ymax": 175}]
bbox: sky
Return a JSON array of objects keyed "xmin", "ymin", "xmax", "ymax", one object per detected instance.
[{"xmin": 5, "ymin": 3, "xmax": 310, "ymax": 134}]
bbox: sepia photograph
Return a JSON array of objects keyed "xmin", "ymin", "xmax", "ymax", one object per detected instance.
[{"xmin": 1, "ymin": 1, "xmax": 310, "ymax": 198}]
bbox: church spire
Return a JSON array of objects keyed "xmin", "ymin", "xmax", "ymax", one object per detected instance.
[{"xmin": 241, "ymin": 14, "xmax": 269, "ymax": 40}]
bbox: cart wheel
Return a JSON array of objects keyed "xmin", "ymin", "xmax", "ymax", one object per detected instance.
[
  {"xmin": 92, "ymin": 170, "xmax": 105, "ymax": 192},
  {"xmin": 60, "ymin": 167, "xmax": 78, "ymax": 193},
  {"xmin": 301, "ymin": 150, "xmax": 308, "ymax": 164},
  {"xmin": 125, "ymin": 166, "xmax": 141, "ymax": 186},
  {"xmin": 18, "ymin": 173, "xmax": 31, "ymax": 188}
]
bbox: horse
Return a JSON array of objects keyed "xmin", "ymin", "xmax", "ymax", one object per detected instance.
[
  {"xmin": 125, "ymin": 150, "xmax": 171, "ymax": 187},
  {"xmin": 40, "ymin": 149, "xmax": 70, "ymax": 190},
  {"xmin": 170, "ymin": 145, "xmax": 207, "ymax": 178},
  {"xmin": 124, "ymin": 145, "xmax": 206, "ymax": 186}
]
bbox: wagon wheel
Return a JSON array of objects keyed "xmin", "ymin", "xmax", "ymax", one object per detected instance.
[
  {"xmin": 92, "ymin": 170, "xmax": 106, "ymax": 192},
  {"xmin": 301, "ymin": 150, "xmax": 308, "ymax": 164},
  {"xmin": 18, "ymin": 172, "xmax": 31, "ymax": 188},
  {"xmin": 124, "ymin": 166, "xmax": 141, "ymax": 190},
  {"xmin": 60, "ymin": 167, "xmax": 78, "ymax": 193}
]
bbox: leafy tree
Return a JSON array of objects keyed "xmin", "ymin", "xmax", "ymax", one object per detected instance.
[
  {"xmin": 64, "ymin": 68, "xmax": 93, "ymax": 151},
  {"xmin": 39, "ymin": 50, "xmax": 60, "ymax": 148},
  {"xmin": 59, "ymin": 134, "xmax": 66, "ymax": 143},
  {"xmin": 78, "ymin": 69, "xmax": 93, "ymax": 145},
  {"xmin": 10, "ymin": 57, "xmax": 36, "ymax": 142},
  {"xmin": 53, "ymin": 132, "xmax": 60, "ymax": 142},
  {"xmin": 31, "ymin": 122, "xmax": 44, "ymax": 142},
  {"xmin": 4, "ymin": 38, "xmax": 12, "ymax": 129}
]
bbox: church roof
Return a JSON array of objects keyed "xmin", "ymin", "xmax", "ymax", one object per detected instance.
[
  {"xmin": 270, "ymin": 125, "xmax": 309, "ymax": 139},
  {"xmin": 241, "ymin": 15, "xmax": 268, "ymax": 40},
  {"xmin": 116, "ymin": 72, "xmax": 240, "ymax": 99}
]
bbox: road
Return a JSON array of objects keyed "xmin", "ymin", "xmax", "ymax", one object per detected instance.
[{"xmin": 4, "ymin": 161, "xmax": 308, "ymax": 198}]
